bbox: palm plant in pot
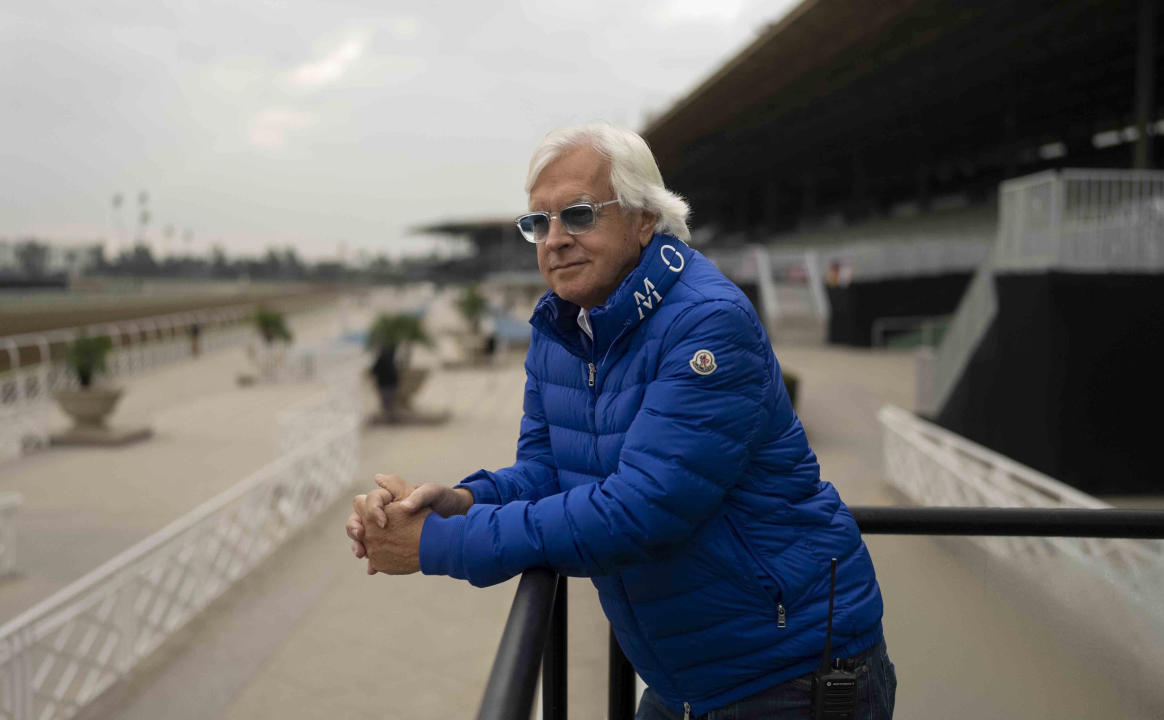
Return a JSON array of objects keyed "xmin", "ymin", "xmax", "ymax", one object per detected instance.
[
  {"xmin": 254, "ymin": 306, "xmax": 293, "ymax": 345},
  {"xmin": 53, "ymin": 335, "xmax": 124, "ymax": 432},
  {"xmin": 248, "ymin": 306, "xmax": 293, "ymax": 380},
  {"xmin": 455, "ymin": 284, "xmax": 496, "ymax": 360},
  {"xmin": 455, "ymin": 285, "xmax": 488, "ymax": 334},
  {"xmin": 365, "ymin": 312, "xmax": 435, "ymax": 422}
]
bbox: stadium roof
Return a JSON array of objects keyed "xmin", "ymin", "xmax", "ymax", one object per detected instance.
[
  {"xmin": 642, "ymin": 0, "xmax": 1161, "ymax": 235},
  {"xmin": 412, "ymin": 217, "xmax": 516, "ymax": 236}
]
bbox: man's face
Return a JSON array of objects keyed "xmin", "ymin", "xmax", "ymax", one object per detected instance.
[{"xmin": 529, "ymin": 147, "xmax": 655, "ymax": 309}]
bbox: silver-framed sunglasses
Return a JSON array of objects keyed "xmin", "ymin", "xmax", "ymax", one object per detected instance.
[{"xmin": 515, "ymin": 200, "xmax": 619, "ymax": 244}]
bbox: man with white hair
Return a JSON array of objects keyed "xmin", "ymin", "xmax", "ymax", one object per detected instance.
[{"xmin": 347, "ymin": 124, "xmax": 895, "ymax": 719}]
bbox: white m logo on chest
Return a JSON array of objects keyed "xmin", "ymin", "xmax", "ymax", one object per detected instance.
[{"xmin": 634, "ymin": 277, "xmax": 663, "ymax": 320}]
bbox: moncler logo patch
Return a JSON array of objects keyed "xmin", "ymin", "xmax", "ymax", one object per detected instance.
[{"xmin": 689, "ymin": 349, "xmax": 717, "ymax": 375}]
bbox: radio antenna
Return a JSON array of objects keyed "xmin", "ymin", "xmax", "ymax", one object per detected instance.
[{"xmin": 818, "ymin": 557, "xmax": 838, "ymax": 673}]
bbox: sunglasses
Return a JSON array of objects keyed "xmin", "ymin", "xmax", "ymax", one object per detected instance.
[{"xmin": 515, "ymin": 200, "xmax": 619, "ymax": 244}]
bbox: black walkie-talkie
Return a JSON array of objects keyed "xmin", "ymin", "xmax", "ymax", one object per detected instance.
[{"xmin": 811, "ymin": 558, "xmax": 858, "ymax": 720}]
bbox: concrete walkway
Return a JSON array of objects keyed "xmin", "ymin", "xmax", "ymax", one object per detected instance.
[{"xmin": 15, "ymin": 343, "xmax": 1157, "ymax": 719}]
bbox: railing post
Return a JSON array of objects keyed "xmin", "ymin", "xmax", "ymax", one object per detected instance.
[
  {"xmin": 608, "ymin": 626, "xmax": 636, "ymax": 720},
  {"xmin": 542, "ymin": 574, "xmax": 567, "ymax": 720},
  {"xmin": 476, "ymin": 569, "xmax": 558, "ymax": 720},
  {"xmin": 14, "ymin": 625, "xmax": 33, "ymax": 720},
  {"xmin": 3, "ymin": 341, "xmax": 19, "ymax": 395},
  {"xmin": 114, "ymin": 571, "xmax": 139, "ymax": 675}
]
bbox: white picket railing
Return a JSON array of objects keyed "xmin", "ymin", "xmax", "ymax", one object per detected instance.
[
  {"xmin": 997, "ymin": 169, "xmax": 1164, "ymax": 272},
  {"xmin": 878, "ymin": 404, "xmax": 1164, "ymax": 614},
  {"xmin": 0, "ymin": 306, "xmax": 260, "ymax": 463},
  {"xmin": 0, "ymin": 356, "xmax": 361, "ymax": 720}
]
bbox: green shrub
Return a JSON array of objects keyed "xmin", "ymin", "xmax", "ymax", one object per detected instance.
[
  {"xmin": 254, "ymin": 306, "xmax": 292, "ymax": 344},
  {"xmin": 455, "ymin": 285, "xmax": 488, "ymax": 332},
  {"xmin": 66, "ymin": 335, "xmax": 113, "ymax": 388},
  {"xmin": 366, "ymin": 313, "xmax": 431, "ymax": 351}
]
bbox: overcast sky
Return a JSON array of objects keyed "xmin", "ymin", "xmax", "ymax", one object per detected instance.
[{"xmin": 0, "ymin": 0, "xmax": 800, "ymax": 261}]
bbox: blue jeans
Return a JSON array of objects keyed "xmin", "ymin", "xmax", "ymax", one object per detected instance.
[{"xmin": 635, "ymin": 639, "xmax": 896, "ymax": 719}]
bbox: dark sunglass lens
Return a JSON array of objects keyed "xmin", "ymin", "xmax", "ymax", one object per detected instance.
[
  {"xmin": 560, "ymin": 205, "xmax": 596, "ymax": 233},
  {"xmin": 518, "ymin": 214, "xmax": 549, "ymax": 241}
]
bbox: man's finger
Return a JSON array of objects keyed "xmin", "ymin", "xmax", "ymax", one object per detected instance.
[
  {"xmin": 366, "ymin": 489, "xmax": 390, "ymax": 529},
  {"xmin": 366, "ymin": 558, "xmax": 377, "ymax": 575},
  {"xmin": 374, "ymin": 473, "xmax": 410, "ymax": 500},
  {"xmin": 352, "ymin": 494, "xmax": 367, "ymax": 516},
  {"xmin": 346, "ymin": 521, "xmax": 364, "ymax": 543},
  {"xmin": 400, "ymin": 483, "xmax": 439, "ymax": 512},
  {"xmin": 345, "ymin": 512, "xmax": 365, "ymax": 541},
  {"xmin": 352, "ymin": 540, "xmax": 366, "ymax": 559}
]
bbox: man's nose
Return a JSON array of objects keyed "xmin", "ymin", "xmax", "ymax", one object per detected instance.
[{"xmin": 542, "ymin": 216, "xmax": 574, "ymax": 251}]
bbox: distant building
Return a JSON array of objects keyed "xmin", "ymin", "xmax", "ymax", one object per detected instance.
[
  {"xmin": 0, "ymin": 239, "xmax": 101, "ymax": 286},
  {"xmin": 411, "ymin": 218, "xmax": 539, "ymax": 283},
  {"xmin": 45, "ymin": 244, "xmax": 101, "ymax": 276},
  {"xmin": 0, "ymin": 242, "xmax": 16, "ymax": 273}
]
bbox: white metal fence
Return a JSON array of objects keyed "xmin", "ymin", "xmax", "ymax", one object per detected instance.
[
  {"xmin": 878, "ymin": 404, "xmax": 1164, "ymax": 614},
  {"xmin": 0, "ymin": 306, "xmax": 256, "ymax": 462},
  {"xmin": 0, "ymin": 357, "xmax": 360, "ymax": 720},
  {"xmin": 997, "ymin": 169, "xmax": 1164, "ymax": 272}
]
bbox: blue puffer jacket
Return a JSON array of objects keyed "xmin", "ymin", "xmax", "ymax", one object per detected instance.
[{"xmin": 420, "ymin": 234, "xmax": 884, "ymax": 715}]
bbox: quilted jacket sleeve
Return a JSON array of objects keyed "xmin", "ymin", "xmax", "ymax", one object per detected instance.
[
  {"xmin": 420, "ymin": 300, "xmax": 773, "ymax": 587},
  {"xmin": 453, "ymin": 360, "xmax": 560, "ymax": 505}
]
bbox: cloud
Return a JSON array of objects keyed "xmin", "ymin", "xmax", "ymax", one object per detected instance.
[
  {"xmin": 287, "ymin": 36, "xmax": 365, "ymax": 89},
  {"xmin": 249, "ymin": 108, "xmax": 316, "ymax": 150},
  {"xmin": 387, "ymin": 18, "xmax": 420, "ymax": 39},
  {"xmin": 645, "ymin": 0, "xmax": 751, "ymax": 25}
]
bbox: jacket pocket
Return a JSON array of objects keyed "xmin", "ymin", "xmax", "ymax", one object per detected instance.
[{"xmin": 722, "ymin": 514, "xmax": 785, "ymax": 609}]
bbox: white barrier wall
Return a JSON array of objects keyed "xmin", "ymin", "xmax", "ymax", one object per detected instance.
[{"xmin": 878, "ymin": 404, "xmax": 1164, "ymax": 616}]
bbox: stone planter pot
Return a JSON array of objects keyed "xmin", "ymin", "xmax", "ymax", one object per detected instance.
[
  {"xmin": 53, "ymin": 387, "xmax": 124, "ymax": 429},
  {"xmin": 51, "ymin": 387, "xmax": 151, "ymax": 446},
  {"xmin": 369, "ymin": 366, "xmax": 450, "ymax": 426},
  {"xmin": 394, "ymin": 367, "xmax": 429, "ymax": 409}
]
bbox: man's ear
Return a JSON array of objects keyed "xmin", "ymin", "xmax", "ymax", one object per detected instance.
[{"xmin": 637, "ymin": 211, "xmax": 658, "ymax": 248}]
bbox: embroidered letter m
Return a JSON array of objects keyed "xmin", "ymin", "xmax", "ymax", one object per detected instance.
[{"xmin": 634, "ymin": 278, "xmax": 663, "ymax": 319}]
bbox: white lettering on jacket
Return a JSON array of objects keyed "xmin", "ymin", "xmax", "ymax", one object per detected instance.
[
  {"xmin": 660, "ymin": 244, "xmax": 684, "ymax": 272},
  {"xmin": 634, "ymin": 277, "xmax": 663, "ymax": 320}
]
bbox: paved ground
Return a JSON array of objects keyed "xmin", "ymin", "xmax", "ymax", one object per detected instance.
[{"xmin": 4, "ymin": 330, "xmax": 1159, "ymax": 718}]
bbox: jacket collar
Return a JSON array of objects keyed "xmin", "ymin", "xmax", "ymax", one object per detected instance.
[{"xmin": 530, "ymin": 233, "xmax": 692, "ymax": 358}]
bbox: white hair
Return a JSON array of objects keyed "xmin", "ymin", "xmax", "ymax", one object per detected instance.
[{"xmin": 525, "ymin": 123, "xmax": 691, "ymax": 242}]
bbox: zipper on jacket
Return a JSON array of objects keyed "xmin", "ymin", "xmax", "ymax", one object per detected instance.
[
  {"xmin": 777, "ymin": 603, "xmax": 786, "ymax": 629},
  {"xmin": 587, "ymin": 362, "xmax": 595, "ymax": 387},
  {"xmin": 683, "ymin": 701, "xmax": 691, "ymax": 719}
]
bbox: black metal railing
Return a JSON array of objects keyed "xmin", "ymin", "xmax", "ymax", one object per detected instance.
[{"xmin": 474, "ymin": 506, "xmax": 1164, "ymax": 720}]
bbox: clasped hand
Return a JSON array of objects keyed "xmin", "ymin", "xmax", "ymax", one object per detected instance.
[{"xmin": 345, "ymin": 474, "xmax": 473, "ymax": 575}]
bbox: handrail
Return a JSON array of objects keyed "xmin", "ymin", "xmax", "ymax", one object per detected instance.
[
  {"xmin": 475, "ymin": 569, "xmax": 559, "ymax": 720},
  {"xmin": 849, "ymin": 506, "xmax": 1164, "ymax": 538},
  {"xmin": 477, "ymin": 506, "xmax": 1164, "ymax": 720}
]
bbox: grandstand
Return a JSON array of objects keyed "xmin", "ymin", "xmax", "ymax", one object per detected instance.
[{"xmin": 642, "ymin": 0, "xmax": 1162, "ymax": 492}]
